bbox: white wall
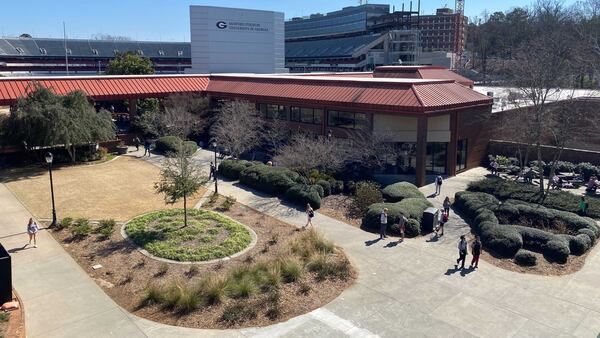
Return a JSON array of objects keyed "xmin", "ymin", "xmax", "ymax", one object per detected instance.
[{"xmin": 189, "ymin": 5, "xmax": 286, "ymax": 74}]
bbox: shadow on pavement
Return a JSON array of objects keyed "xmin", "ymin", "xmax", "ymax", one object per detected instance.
[
  {"xmin": 364, "ymin": 238, "xmax": 382, "ymax": 246},
  {"xmin": 384, "ymin": 241, "xmax": 400, "ymax": 248},
  {"xmin": 8, "ymin": 244, "xmax": 34, "ymax": 253},
  {"xmin": 444, "ymin": 266, "xmax": 475, "ymax": 277}
]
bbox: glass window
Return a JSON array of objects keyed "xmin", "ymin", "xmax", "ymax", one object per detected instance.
[
  {"xmin": 354, "ymin": 113, "xmax": 368, "ymax": 130},
  {"xmin": 290, "ymin": 107, "xmax": 301, "ymax": 122},
  {"xmin": 301, "ymin": 108, "xmax": 314, "ymax": 123},
  {"xmin": 456, "ymin": 139, "xmax": 468, "ymax": 172},
  {"xmin": 426, "ymin": 142, "xmax": 448, "ymax": 175},
  {"xmin": 277, "ymin": 105, "xmax": 287, "ymax": 120},
  {"xmin": 266, "ymin": 104, "xmax": 279, "ymax": 119},
  {"xmin": 328, "ymin": 111, "xmax": 368, "ymax": 129},
  {"xmin": 259, "ymin": 103, "xmax": 268, "ymax": 117},
  {"xmin": 328, "ymin": 110, "xmax": 338, "ymax": 127},
  {"xmin": 314, "ymin": 109, "xmax": 323, "ymax": 124}
]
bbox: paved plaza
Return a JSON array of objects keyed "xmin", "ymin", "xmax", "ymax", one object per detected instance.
[{"xmin": 1, "ymin": 148, "xmax": 599, "ymax": 337}]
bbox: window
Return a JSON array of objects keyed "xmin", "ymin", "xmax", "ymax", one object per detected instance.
[
  {"xmin": 301, "ymin": 108, "xmax": 314, "ymax": 124},
  {"xmin": 290, "ymin": 107, "xmax": 321, "ymax": 124},
  {"xmin": 426, "ymin": 142, "xmax": 447, "ymax": 175},
  {"xmin": 113, "ymin": 49, "xmax": 119, "ymax": 55},
  {"xmin": 328, "ymin": 111, "xmax": 367, "ymax": 130},
  {"xmin": 92, "ymin": 48, "xmax": 99, "ymax": 55},
  {"xmin": 15, "ymin": 47, "xmax": 24, "ymax": 54},
  {"xmin": 158, "ymin": 50, "xmax": 165, "ymax": 56},
  {"xmin": 177, "ymin": 50, "xmax": 183, "ymax": 56},
  {"xmin": 39, "ymin": 48, "xmax": 47, "ymax": 54},
  {"xmin": 66, "ymin": 48, "xmax": 72, "ymax": 55},
  {"xmin": 137, "ymin": 49, "xmax": 144, "ymax": 55},
  {"xmin": 290, "ymin": 107, "xmax": 301, "ymax": 122},
  {"xmin": 260, "ymin": 104, "xmax": 287, "ymax": 120},
  {"xmin": 456, "ymin": 139, "xmax": 468, "ymax": 172}
]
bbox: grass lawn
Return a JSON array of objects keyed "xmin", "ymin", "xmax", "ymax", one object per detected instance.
[
  {"xmin": 1, "ymin": 156, "xmax": 205, "ymax": 222},
  {"xmin": 124, "ymin": 209, "xmax": 252, "ymax": 262}
]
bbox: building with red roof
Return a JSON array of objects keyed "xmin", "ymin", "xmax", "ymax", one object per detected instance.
[{"xmin": 0, "ymin": 68, "xmax": 491, "ymax": 186}]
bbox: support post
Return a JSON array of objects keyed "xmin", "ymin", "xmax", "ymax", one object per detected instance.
[
  {"xmin": 128, "ymin": 98, "xmax": 138, "ymax": 118},
  {"xmin": 447, "ymin": 111, "xmax": 458, "ymax": 177},
  {"xmin": 416, "ymin": 116, "xmax": 428, "ymax": 187}
]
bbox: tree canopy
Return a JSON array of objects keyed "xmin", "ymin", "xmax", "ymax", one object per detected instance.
[
  {"xmin": 4, "ymin": 83, "xmax": 115, "ymax": 161},
  {"xmin": 211, "ymin": 99, "xmax": 263, "ymax": 158},
  {"xmin": 105, "ymin": 52, "xmax": 154, "ymax": 75}
]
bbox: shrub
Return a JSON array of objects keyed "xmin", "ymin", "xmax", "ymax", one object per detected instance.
[
  {"xmin": 363, "ymin": 198, "xmax": 432, "ymax": 236},
  {"xmin": 96, "ymin": 219, "xmax": 116, "ymax": 237},
  {"xmin": 220, "ymin": 302, "xmax": 257, "ymax": 325},
  {"xmin": 227, "ymin": 278, "xmax": 258, "ymax": 299},
  {"xmin": 481, "ymin": 224, "xmax": 523, "ymax": 257},
  {"xmin": 284, "ymin": 184, "xmax": 322, "ymax": 209},
  {"xmin": 343, "ymin": 180, "xmax": 357, "ymax": 195},
  {"xmin": 291, "ymin": 229, "xmax": 334, "ymax": 259},
  {"xmin": 218, "ymin": 160, "xmax": 253, "ymax": 180},
  {"xmin": 316, "ymin": 180, "xmax": 331, "ymax": 197},
  {"xmin": 218, "ymin": 196, "xmax": 236, "ymax": 211},
  {"xmin": 566, "ymin": 234, "xmax": 592, "ymax": 255},
  {"xmin": 312, "ymin": 184, "xmax": 325, "ymax": 198},
  {"xmin": 156, "ymin": 263, "xmax": 169, "ymax": 276},
  {"xmin": 200, "ymin": 277, "xmax": 227, "ymax": 305},
  {"xmin": 576, "ymin": 162, "xmax": 600, "ymax": 180},
  {"xmin": 543, "ymin": 240, "xmax": 570, "ymax": 263},
  {"xmin": 351, "ymin": 181, "xmax": 383, "ymax": 216},
  {"xmin": 404, "ymin": 218, "xmax": 421, "ymax": 237},
  {"xmin": 328, "ymin": 179, "xmax": 344, "ymax": 195},
  {"xmin": 514, "ymin": 250, "xmax": 537, "ymax": 266},
  {"xmin": 58, "ymin": 217, "xmax": 73, "ymax": 230},
  {"xmin": 71, "ymin": 218, "xmax": 92, "ymax": 236},
  {"xmin": 140, "ymin": 284, "xmax": 164, "ymax": 306},
  {"xmin": 240, "ymin": 163, "xmax": 302, "ymax": 195},
  {"xmin": 381, "ymin": 182, "xmax": 424, "ymax": 202},
  {"xmin": 155, "ymin": 136, "xmax": 197, "ymax": 156}
]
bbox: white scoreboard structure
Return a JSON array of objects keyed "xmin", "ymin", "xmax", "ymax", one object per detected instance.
[{"xmin": 189, "ymin": 5, "xmax": 286, "ymax": 74}]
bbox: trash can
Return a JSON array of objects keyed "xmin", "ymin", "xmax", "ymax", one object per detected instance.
[
  {"xmin": 0, "ymin": 243, "xmax": 11, "ymax": 304},
  {"xmin": 422, "ymin": 207, "xmax": 439, "ymax": 233}
]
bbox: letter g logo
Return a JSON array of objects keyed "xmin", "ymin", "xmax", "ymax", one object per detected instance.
[{"xmin": 216, "ymin": 21, "xmax": 227, "ymax": 29}]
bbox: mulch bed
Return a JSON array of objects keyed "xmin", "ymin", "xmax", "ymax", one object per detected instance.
[
  {"xmin": 1, "ymin": 290, "xmax": 25, "ymax": 338},
  {"xmin": 49, "ymin": 195, "xmax": 355, "ymax": 329},
  {"xmin": 319, "ymin": 195, "xmax": 362, "ymax": 228}
]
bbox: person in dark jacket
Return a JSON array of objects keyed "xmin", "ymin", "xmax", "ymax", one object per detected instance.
[{"xmin": 470, "ymin": 236, "xmax": 482, "ymax": 269}]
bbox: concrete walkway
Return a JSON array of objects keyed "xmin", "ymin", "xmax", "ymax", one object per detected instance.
[{"xmin": 2, "ymin": 148, "xmax": 600, "ymax": 337}]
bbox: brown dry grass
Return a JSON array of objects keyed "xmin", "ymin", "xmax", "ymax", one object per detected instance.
[{"xmin": 1, "ymin": 156, "xmax": 204, "ymax": 222}]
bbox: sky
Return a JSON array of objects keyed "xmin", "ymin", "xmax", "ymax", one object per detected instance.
[{"xmin": 0, "ymin": 0, "xmax": 579, "ymax": 42}]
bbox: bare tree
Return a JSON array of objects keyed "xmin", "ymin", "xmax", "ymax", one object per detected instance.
[
  {"xmin": 211, "ymin": 99, "xmax": 263, "ymax": 158},
  {"xmin": 161, "ymin": 94, "xmax": 208, "ymax": 140},
  {"xmin": 273, "ymin": 133, "xmax": 346, "ymax": 174},
  {"xmin": 262, "ymin": 118, "xmax": 290, "ymax": 153}
]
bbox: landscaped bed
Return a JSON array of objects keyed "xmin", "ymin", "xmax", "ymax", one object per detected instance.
[
  {"xmin": 49, "ymin": 195, "xmax": 355, "ymax": 329},
  {"xmin": 454, "ymin": 181, "xmax": 600, "ymax": 275}
]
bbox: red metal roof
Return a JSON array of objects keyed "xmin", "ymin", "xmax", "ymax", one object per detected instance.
[
  {"xmin": 373, "ymin": 66, "xmax": 474, "ymax": 88},
  {"xmin": 0, "ymin": 73, "xmax": 490, "ymax": 114},
  {"xmin": 0, "ymin": 75, "xmax": 209, "ymax": 105}
]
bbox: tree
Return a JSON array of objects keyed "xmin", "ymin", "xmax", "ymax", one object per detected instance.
[
  {"xmin": 262, "ymin": 117, "xmax": 290, "ymax": 154},
  {"xmin": 105, "ymin": 52, "xmax": 154, "ymax": 75},
  {"xmin": 273, "ymin": 133, "xmax": 346, "ymax": 175},
  {"xmin": 211, "ymin": 99, "xmax": 263, "ymax": 158},
  {"xmin": 161, "ymin": 93, "xmax": 208, "ymax": 139},
  {"xmin": 155, "ymin": 149, "xmax": 208, "ymax": 227},
  {"xmin": 4, "ymin": 83, "xmax": 115, "ymax": 162}
]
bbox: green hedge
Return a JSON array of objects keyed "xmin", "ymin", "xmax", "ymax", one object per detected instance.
[
  {"xmin": 328, "ymin": 179, "xmax": 344, "ymax": 195},
  {"xmin": 362, "ymin": 197, "xmax": 433, "ymax": 237},
  {"xmin": 239, "ymin": 163, "xmax": 305, "ymax": 196},
  {"xmin": 381, "ymin": 182, "xmax": 424, "ymax": 202},
  {"xmin": 316, "ymin": 180, "xmax": 331, "ymax": 197},
  {"xmin": 514, "ymin": 250, "xmax": 537, "ymax": 266},
  {"xmin": 284, "ymin": 184, "xmax": 322, "ymax": 209},
  {"xmin": 218, "ymin": 160, "xmax": 254, "ymax": 180},
  {"xmin": 155, "ymin": 136, "xmax": 197, "ymax": 156},
  {"xmin": 468, "ymin": 177, "xmax": 600, "ymax": 219},
  {"xmin": 454, "ymin": 191, "xmax": 599, "ymax": 261}
]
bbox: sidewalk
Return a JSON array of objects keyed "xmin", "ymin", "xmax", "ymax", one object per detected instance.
[{"xmin": 2, "ymin": 148, "xmax": 600, "ymax": 337}]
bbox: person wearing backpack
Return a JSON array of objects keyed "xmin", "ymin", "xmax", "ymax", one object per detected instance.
[
  {"xmin": 443, "ymin": 196, "xmax": 451, "ymax": 216},
  {"xmin": 304, "ymin": 203, "xmax": 314, "ymax": 229},
  {"xmin": 455, "ymin": 235, "xmax": 468, "ymax": 269},
  {"xmin": 435, "ymin": 175, "xmax": 443, "ymax": 195},
  {"xmin": 470, "ymin": 236, "xmax": 482, "ymax": 269}
]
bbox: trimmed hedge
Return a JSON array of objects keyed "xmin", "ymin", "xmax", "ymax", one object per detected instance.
[
  {"xmin": 468, "ymin": 177, "xmax": 600, "ymax": 219},
  {"xmin": 514, "ymin": 250, "xmax": 537, "ymax": 266},
  {"xmin": 316, "ymin": 180, "xmax": 331, "ymax": 197},
  {"xmin": 362, "ymin": 198, "xmax": 433, "ymax": 237},
  {"xmin": 328, "ymin": 179, "xmax": 344, "ymax": 195},
  {"xmin": 155, "ymin": 136, "xmax": 197, "ymax": 156},
  {"xmin": 239, "ymin": 163, "xmax": 305, "ymax": 196},
  {"xmin": 284, "ymin": 184, "xmax": 322, "ymax": 209},
  {"xmin": 218, "ymin": 160, "xmax": 254, "ymax": 180},
  {"xmin": 455, "ymin": 191, "xmax": 599, "ymax": 261},
  {"xmin": 381, "ymin": 182, "xmax": 424, "ymax": 202}
]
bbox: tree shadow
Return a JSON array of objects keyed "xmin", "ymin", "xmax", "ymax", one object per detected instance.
[
  {"xmin": 0, "ymin": 164, "xmax": 47, "ymax": 184},
  {"xmin": 94, "ymin": 239, "xmax": 137, "ymax": 258}
]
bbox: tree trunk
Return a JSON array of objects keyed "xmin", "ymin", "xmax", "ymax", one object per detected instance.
[
  {"xmin": 66, "ymin": 144, "xmax": 77, "ymax": 163},
  {"xmin": 183, "ymin": 193, "xmax": 187, "ymax": 227}
]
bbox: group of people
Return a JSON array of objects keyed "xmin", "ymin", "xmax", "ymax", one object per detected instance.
[
  {"xmin": 434, "ymin": 196, "xmax": 452, "ymax": 237},
  {"xmin": 586, "ymin": 175, "xmax": 599, "ymax": 193},
  {"xmin": 133, "ymin": 137, "xmax": 152, "ymax": 157},
  {"xmin": 456, "ymin": 235, "xmax": 482, "ymax": 269}
]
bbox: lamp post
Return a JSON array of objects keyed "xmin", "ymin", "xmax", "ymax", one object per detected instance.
[
  {"xmin": 212, "ymin": 141, "xmax": 218, "ymax": 194},
  {"xmin": 45, "ymin": 152, "xmax": 57, "ymax": 227}
]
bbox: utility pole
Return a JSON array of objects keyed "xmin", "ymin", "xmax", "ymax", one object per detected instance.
[{"xmin": 63, "ymin": 22, "xmax": 69, "ymax": 75}]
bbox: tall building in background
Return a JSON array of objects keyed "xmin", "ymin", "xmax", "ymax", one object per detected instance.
[
  {"xmin": 189, "ymin": 5, "xmax": 285, "ymax": 74},
  {"xmin": 417, "ymin": 8, "xmax": 467, "ymax": 54}
]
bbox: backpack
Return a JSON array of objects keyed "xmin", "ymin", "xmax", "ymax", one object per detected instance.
[
  {"xmin": 436, "ymin": 176, "xmax": 443, "ymax": 185},
  {"xmin": 442, "ymin": 213, "xmax": 448, "ymax": 223}
]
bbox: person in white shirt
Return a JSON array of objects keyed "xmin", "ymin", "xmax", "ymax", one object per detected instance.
[
  {"xmin": 455, "ymin": 235, "xmax": 468, "ymax": 269},
  {"xmin": 27, "ymin": 218, "xmax": 40, "ymax": 248},
  {"xmin": 379, "ymin": 208, "xmax": 388, "ymax": 239}
]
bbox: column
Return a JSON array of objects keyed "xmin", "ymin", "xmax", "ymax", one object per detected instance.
[
  {"xmin": 447, "ymin": 111, "xmax": 458, "ymax": 177},
  {"xmin": 416, "ymin": 116, "xmax": 428, "ymax": 187},
  {"xmin": 128, "ymin": 98, "xmax": 138, "ymax": 117}
]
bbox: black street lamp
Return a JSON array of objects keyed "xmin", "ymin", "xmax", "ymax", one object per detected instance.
[
  {"xmin": 212, "ymin": 141, "xmax": 218, "ymax": 194},
  {"xmin": 45, "ymin": 152, "xmax": 57, "ymax": 227}
]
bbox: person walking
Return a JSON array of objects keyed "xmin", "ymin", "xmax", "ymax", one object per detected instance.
[
  {"xmin": 435, "ymin": 175, "xmax": 443, "ymax": 195},
  {"xmin": 379, "ymin": 208, "xmax": 388, "ymax": 239},
  {"xmin": 133, "ymin": 136, "xmax": 140, "ymax": 151},
  {"xmin": 470, "ymin": 236, "xmax": 482, "ymax": 269},
  {"xmin": 143, "ymin": 139, "xmax": 151, "ymax": 157},
  {"xmin": 398, "ymin": 214, "xmax": 407, "ymax": 242},
  {"xmin": 490, "ymin": 160, "xmax": 499, "ymax": 176},
  {"xmin": 209, "ymin": 162, "xmax": 216, "ymax": 181},
  {"xmin": 26, "ymin": 218, "xmax": 39, "ymax": 248},
  {"xmin": 443, "ymin": 196, "xmax": 451, "ymax": 216},
  {"xmin": 440, "ymin": 210, "xmax": 448, "ymax": 236},
  {"xmin": 455, "ymin": 235, "xmax": 468, "ymax": 269},
  {"xmin": 304, "ymin": 203, "xmax": 314, "ymax": 229},
  {"xmin": 579, "ymin": 196, "xmax": 589, "ymax": 216}
]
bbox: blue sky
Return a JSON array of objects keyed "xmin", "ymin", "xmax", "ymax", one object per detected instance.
[{"xmin": 0, "ymin": 0, "xmax": 578, "ymax": 42}]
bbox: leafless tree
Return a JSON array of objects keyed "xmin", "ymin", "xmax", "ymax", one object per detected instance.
[
  {"xmin": 262, "ymin": 118, "xmax": 290, "ymax": 153},
  {"xmin": 211, "ymin": 99, "xmax": 263, "ymax": 158},
  {"xmin": 273, "ymin": 133, "xmax": 346, "ymax": 174},
  {"xmin": 161, "ymin": 93, "xmax": 208, "ymax": 140}
]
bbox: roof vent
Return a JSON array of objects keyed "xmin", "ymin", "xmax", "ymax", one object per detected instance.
[
  {"xmin": 177, "ymin": 50, "xmax": 183, "ymax": 56},
  {"xmin": 92, "ymin": 48, "xmax": 99, "ymax": 55},
  {"xmin": 158, "ymin": 50, "xmax": 165, "ymax": 56},
  {"xmin": 15, "ymin": 47, "xmax": 24, "ymax": 54},
  {"xmin": 39, "ymin": 48, "xmax": 47, "ymax": 55}
]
